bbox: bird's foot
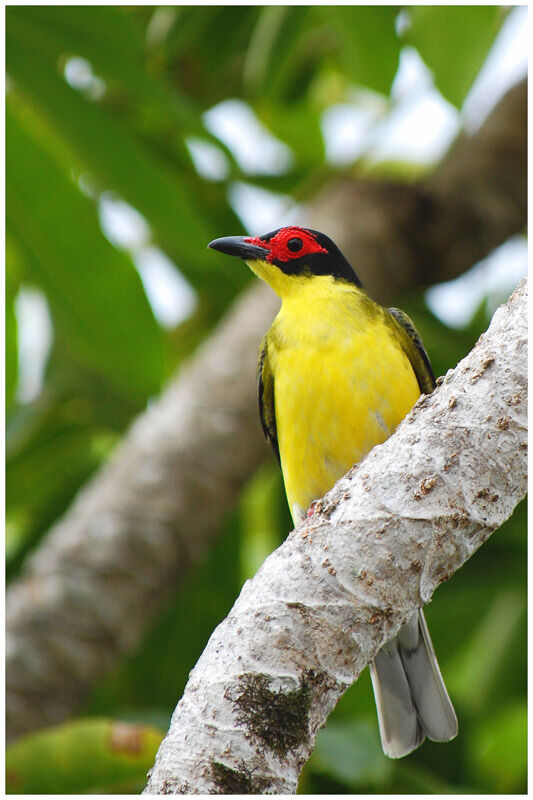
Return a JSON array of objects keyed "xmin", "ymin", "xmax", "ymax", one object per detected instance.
[{"xmin": 307, "ymin": 500, "xmax": 320, "ymax": 517}]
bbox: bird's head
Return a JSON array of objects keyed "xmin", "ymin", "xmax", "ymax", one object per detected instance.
[{"xmin": 208, "ymin": 226, "xmax": 361, "ymax": 297}]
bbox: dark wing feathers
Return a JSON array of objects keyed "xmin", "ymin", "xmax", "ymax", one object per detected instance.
[
  {"xmin": 388, "ymin": 307, "xmax": 436, "ymax": 394},
  {"xmin": 258, "ymin": 335, "xmax": 280, "ymax": 464}
]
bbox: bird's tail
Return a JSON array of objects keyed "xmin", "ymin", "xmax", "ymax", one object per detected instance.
[{"xmin": 369, "ymin": 609, "xmax": 458, "ymax": 759}]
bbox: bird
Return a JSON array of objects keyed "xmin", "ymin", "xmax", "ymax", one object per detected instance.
[{"xmin": 208, "ymin": 225, "xmax": 457, "ymax": 759}]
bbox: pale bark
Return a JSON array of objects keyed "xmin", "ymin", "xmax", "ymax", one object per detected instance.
[
  {"xmin": 6, "ymin": 78, "xmax": 526, "ymax": 741},
  {"xmin": 145, "ymin": 279, "xmax": 527, "ymax": 795},
  {"xmin": 6, "ymin": 285, "xmax": 279, "ymax": 740}
]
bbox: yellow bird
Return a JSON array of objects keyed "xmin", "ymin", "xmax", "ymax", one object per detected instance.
[{"xmin": 209, "ymin": 226, "xmax": 457, "ymax": 758}]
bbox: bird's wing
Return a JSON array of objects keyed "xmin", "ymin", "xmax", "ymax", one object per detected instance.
[
  {"xmin": 388, "ymin": 308, "xmax": 436, "ymax": 394},
  {"xmin": 258, "ymin": 335, "xmax": 280, "ymax": 464}
]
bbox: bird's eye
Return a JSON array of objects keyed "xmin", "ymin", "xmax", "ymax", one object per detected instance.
[{"xmin": 287, "ymin": 237, "xmax": 303, "ymax": 253}]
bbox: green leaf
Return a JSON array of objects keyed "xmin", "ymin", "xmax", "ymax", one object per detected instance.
[
  {"xmin": 162, "ymin": 6, "xmax": 262, "ymax": 107},
  {"xmin": 446, "ymin": 588, "xmax": 525, "ymax": 714},
  {"xmin": 320, "ymin": 6, "xmax": 400, "ymax": 96},
  {"xmin": 239, "ymin": 461, "xmax": 285, "ymax": 581},
  {"xmin": 6, "ymin": 7, "xmax": 248, "ymax": 246},
  {"xmin": 6, "ymin": 394, "xmax": 102, "ymax": 571},
  {"xmin": 256, "ymin": 102, "xmax": 325, "ymax": 167},
  {"xmin": 6, "ymin": 14, "xmax": 242, "ymax": 300},
  {"xmin": 243, "ymin": 7, "xmax": 313, "ymax": 102},
  {"xmin": 6, "ymin": 6, "xmax": 199, "ymax": 156},
  {"xmin": 467, "ymin": 703, "xmax": 527, "ymax": 792},
  {"xmin": 391, "ymin": 761, "xmax": 474, "ymax": 794},
  {"xmin": 6, "ymin": 103, "xmax": 163, "ymax": 402},
  {"xmin": 8, "ymin": 7, "xmax": 146, "ymax": 86},
  {"xmin": 5, "ymin": 258, "xmax": 19, "ymax": 411},
  {"xmin": 6, "ymin": 334, "xmax": 145, "ymax": 577},
  {"xmin": 310, "ymin": 720, "xmax": 392, "ymax": 787},
  {"xmin": 405, "ymin": 6, "xmax": 504, "ymax": 108},
  {"xmin": 6, "ymin": 718, "xmax": 164, "ymax": 794}
]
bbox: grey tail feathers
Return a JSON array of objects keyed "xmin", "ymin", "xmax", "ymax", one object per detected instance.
[{"xmin": 369, "ymin": 609, "xmax": 458, "ymax": 759}]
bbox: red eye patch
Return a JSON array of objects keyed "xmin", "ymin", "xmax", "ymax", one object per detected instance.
[{"xmin": 245, "ymin": 227, "xmax": 328, "ymax": 263}]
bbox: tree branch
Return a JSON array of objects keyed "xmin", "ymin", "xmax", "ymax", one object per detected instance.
[
  {"xmin": 6, "ymin": 286, "xmax": 279, "ymax": 740},
  {"xmin": 306, "ymin": 79, "xmax": 526, "ymax": 301},
  {"xmin": 145, "ymin": 278, "xmax": 527, "ymax": 794},
  {"xmin": 6, "ymin": 78, "xmax": 526, "ymax": 741}
]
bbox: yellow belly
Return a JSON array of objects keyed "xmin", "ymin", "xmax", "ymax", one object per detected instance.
[{"xmin": 268, "ymin": 283, "xmax": 420, "ymax": 522}]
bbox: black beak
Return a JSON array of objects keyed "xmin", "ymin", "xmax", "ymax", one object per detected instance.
[{"xmin": 208, "ymin": 235, "xmax": 269, "ymax": 261}]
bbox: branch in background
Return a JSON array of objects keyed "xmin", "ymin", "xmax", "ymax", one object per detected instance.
[
  {"xmin": 6, "ymin": 78, "xmax": 526, "ymax": 741},
  {"xmin": 307, "ymin": 79, "xmax": 526, "ymax": 302},
  {"xmin": 145, "ymin": 279, "xmax": 527, "ymax": 794},
  {"xmin": 6, "ymin": 285, "xmax": 279, "ymax": 741}
]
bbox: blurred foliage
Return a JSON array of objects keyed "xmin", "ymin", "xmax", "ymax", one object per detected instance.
[
  {"xmin": 6, "ymin": 5, "xmax": 525, "ymax": 795},
  {"xmin": 6, "ymin": 718, "xmax": 164, "ymax": 794},
  {"xmin": 405, "ymin": 6, "xmax": 504, "ymax": 108}
]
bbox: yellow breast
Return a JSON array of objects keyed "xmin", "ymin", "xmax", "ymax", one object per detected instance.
[{"xmin": 267, "ymin": 277, "xmax": 420, "ymax": 522}]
